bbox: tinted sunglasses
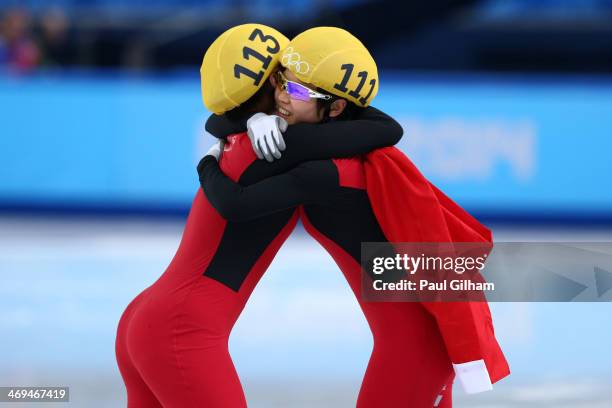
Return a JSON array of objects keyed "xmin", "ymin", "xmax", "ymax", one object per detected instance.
[{"xmin": 275, "ymin": 71, "xmax": 332, "ymax": 102}]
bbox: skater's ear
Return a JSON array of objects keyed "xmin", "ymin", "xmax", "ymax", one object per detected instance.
[{"xmin": 328, "ymin": 99, "xmax": 347, "ymax": 118}]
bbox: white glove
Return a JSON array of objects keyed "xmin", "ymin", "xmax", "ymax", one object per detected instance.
[
  {"xmin": 246, "ymin": 112, "xmax": 288, "ymax": 162},
  {"xmin": 205, "ymin": 140, "xmax": 225, "ymax": 161},
  {"xmin": 452, "ymin": 360, "xmax": 493, "ymax": 394}
]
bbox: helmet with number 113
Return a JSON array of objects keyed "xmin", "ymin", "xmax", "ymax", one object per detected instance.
[{"xmin": 201, "ymin": 24, "xmax": 289, "ymax": 115}]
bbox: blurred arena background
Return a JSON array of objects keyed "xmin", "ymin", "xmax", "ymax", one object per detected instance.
[{"xmin": 1, "ymin": 0, "xmax": 612, "ymax": 407}]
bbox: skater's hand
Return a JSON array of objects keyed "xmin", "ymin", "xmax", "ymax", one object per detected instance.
[
  {"xmin": 453, "ymin": 360, "xmax": 493, "ymax": 394},
  {"xmin": 205, "ymin": 140, "xmax": 225, "ymax": 161},
  {"xmin": 246, "ymin": 112, "xmax": 287, "ymax": 162}
]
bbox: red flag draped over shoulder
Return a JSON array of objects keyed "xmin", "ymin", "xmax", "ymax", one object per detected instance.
[{"xmin": 363, "ymin": 146, "xmax": 510, "ymax": 384}]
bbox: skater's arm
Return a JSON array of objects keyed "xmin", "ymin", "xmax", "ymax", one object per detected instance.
[
  {"xmin": 205, "ymin": 106, "xmax": 403, "ymax": 162},
  {"xmin": 280, "ymin": 106, "xmax": 403, "ymax": 161},
  {"xmin": 198, "ymin": 155, "xmax": 337, "ymax": 221},
  {"xmin": 205, "ymin": 114, "xmax": 246, "ymax": 139}
]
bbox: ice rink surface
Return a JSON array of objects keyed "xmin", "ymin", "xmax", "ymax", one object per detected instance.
[{"xmin": 1, "ymin": 216, "xmax": 611, "ymax": 407}]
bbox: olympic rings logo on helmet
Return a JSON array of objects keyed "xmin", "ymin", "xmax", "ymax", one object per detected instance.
[{"xmin": 281, "ymin": 47, "xmax": 310, "ymax": 74}]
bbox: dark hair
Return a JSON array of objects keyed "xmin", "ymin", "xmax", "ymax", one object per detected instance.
[
  {"xmin": 316, "ymin": 90, "xmax": 363, "ymax": 123},
  {"xmin": 225, "ymin": 79, "xmax": 275, "ymax": 124}
]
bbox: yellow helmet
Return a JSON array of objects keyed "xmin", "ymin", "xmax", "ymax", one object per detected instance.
[
  {"xmin": 280, "ymin": 27, "xmax": 379, "ymax": 107},
  {"xmin": 201, "ymin": 23, "xmax": 289, "ymax": 114}
]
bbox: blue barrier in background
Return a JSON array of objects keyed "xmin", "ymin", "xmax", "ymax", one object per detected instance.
[{"xmin": 2, "ymin": 71, "xmax": 611, "ymax": 222}]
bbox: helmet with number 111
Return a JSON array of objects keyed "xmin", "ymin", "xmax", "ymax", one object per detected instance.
[{"xmin": 280, "ymin": 27, "xmax": 379, "ymax": 107}]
